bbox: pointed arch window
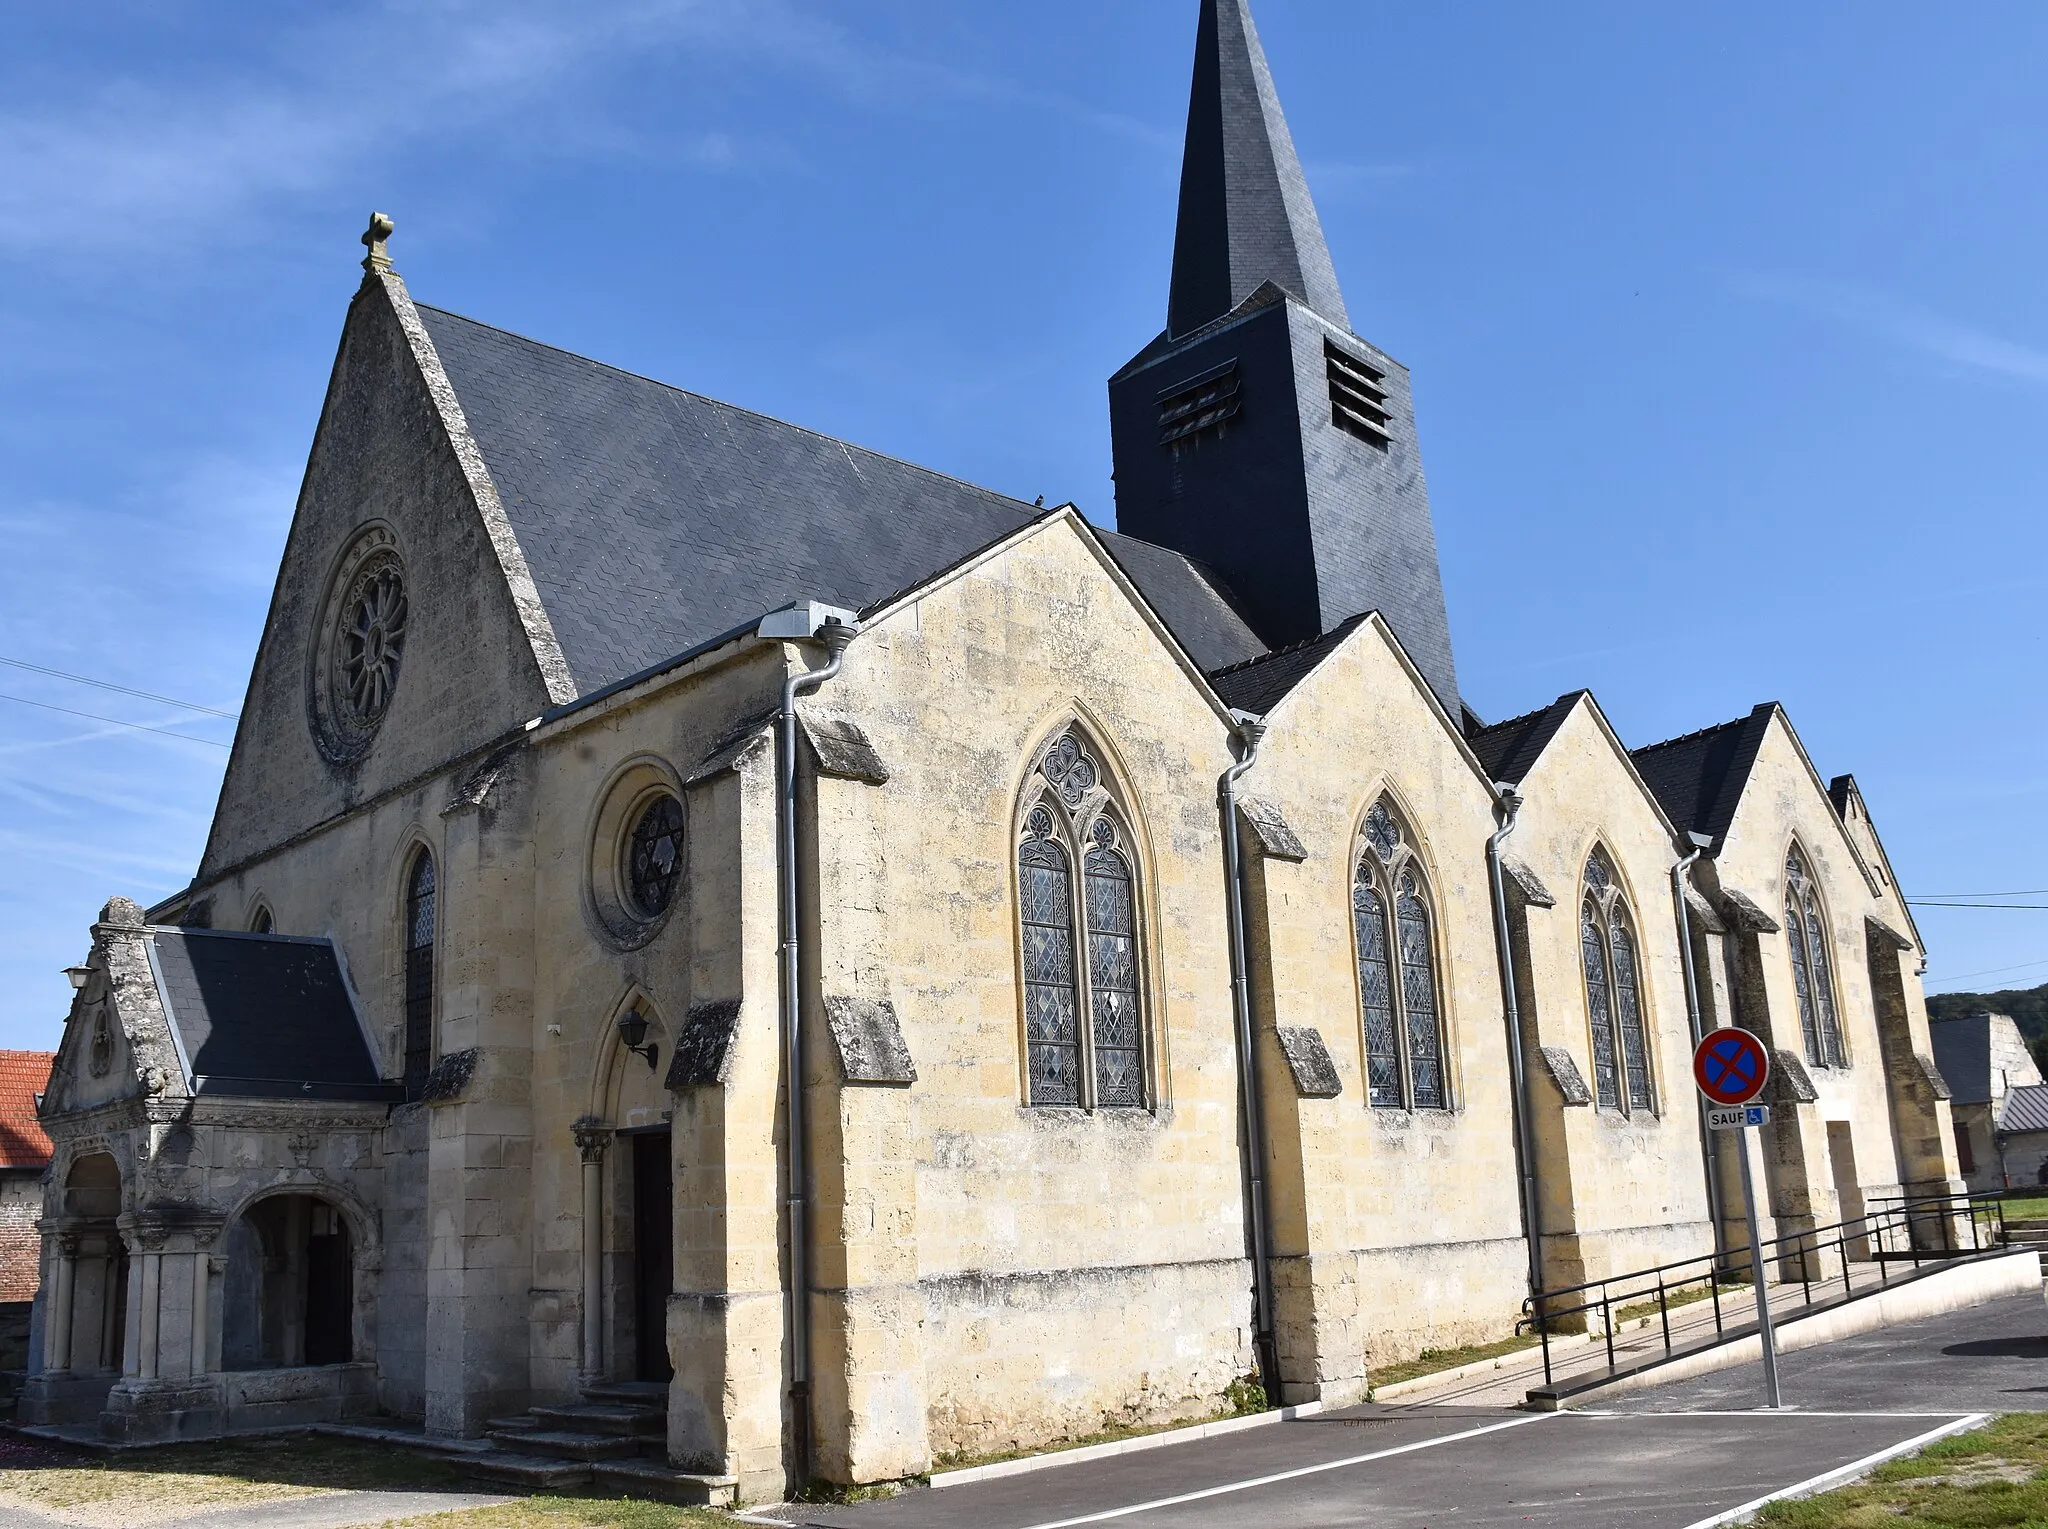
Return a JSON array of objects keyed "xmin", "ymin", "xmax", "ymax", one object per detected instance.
[
  {"xmin": 1582, "ymin": 849, "xmax": 1654, "ymax": 1114},
  {"xmin": 1017, "ymin": 731, "xmax": 1151, "ymax": 1109},
  {"xmin": 1353, "ymin": 800, "xmax": 1448, "ymax": 1110},
  {"xmin": 403, "ymin": 850, "xmax": 436, "ymax": 1097},
  {"xmin": 1784, "ymin": 847, "xmax": 1846, "ymax": 1069}
]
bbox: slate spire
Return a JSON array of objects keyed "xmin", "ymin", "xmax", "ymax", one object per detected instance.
[{"xmin": 1168, "ymin": 0, "xmax": 1349, "ymax": 339}]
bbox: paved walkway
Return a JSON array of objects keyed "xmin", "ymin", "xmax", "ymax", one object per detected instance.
[{"xmin": 765, "ymin": 1289, "xmax": 2048, "ymax": 1529}]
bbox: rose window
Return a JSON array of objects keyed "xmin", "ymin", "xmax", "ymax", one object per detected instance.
[{"xmin": 338, "ymin": 562, "xmax": 407, "ymax": 727}]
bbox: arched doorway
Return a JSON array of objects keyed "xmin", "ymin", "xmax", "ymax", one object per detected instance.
[
  {"xmin": 222, "ymin": 1194, "xmax": 355, "ymax": 1369},
  {"xmin": 581, "ymin": 995, "xmax": 676, "ymax": 1385}
]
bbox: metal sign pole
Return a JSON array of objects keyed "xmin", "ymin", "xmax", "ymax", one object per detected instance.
[{"xmin": 1735, "ymin": 1129, "xmax": 1782, "ymax": 1409}]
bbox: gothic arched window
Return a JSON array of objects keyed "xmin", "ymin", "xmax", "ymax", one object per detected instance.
[
  {"xmin": 1353, "ymin": 800, "xmax": 1448, "ymax": 1110},
  {"xmin": 403, "ymin": 850, "xmax": 436, "ymax": 1097},
  {"xmin": 1582, "ymin": 848, "xmax": 1654, "ymax": 1114},
  {"xmin": 1016, "ymin": 730, "xmax": 1150, "ymax": 1109},
  {"xmin": 1784, "ymin": 847, "xmax": 1846, "ymax": 1068}
]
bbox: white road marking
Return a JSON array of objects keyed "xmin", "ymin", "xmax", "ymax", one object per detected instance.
[
  {"xmin": 1006, "ymin": 1411, "xmax": 1560, "ymax": 1529},
  {"xmin": 1579, "ymin": 1409, "xmax": 1990, "ymax": 1418},
  {"xmin": 1674, "ymin": 1412, "xmax": 1991, "ymax": 1529}
]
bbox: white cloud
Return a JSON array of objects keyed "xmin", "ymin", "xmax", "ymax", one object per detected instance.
[
  {"xmin": 0, "ymin": 0, "xmax": 799, "ymax": 262},
  {"xmin": 1734, "ymin": 273, "xmax": 2048, "ymax": 386},
  {"xmin": 0, "ymin": 1, "xmax": 1165, "ymax": 266}
]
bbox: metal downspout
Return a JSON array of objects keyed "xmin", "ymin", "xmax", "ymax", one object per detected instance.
[
  {"xmin": 1219, "ymin": 712, "xmax": 1280, "ymax": 1402},
  {"xmin": 774, "ymin": 617, "xmax": 856, "ymax": 1491},
  {"xmin": 1673, "ymin": 834, "xmax": 1727, "ymax": 1262},
  {"xmin": 1484, "ymin": 787, "xmax": 1544, "ymax": 1307}
]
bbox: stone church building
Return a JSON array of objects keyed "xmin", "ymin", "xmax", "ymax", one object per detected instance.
[{"xmin": 23, "ymin": 0, "xmax": 1961, "ymax": 1498}]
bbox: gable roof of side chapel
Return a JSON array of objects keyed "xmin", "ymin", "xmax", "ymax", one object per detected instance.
[{"xmin": 411, "ymin": 304, "xmax": 1270, "ymax": 692}]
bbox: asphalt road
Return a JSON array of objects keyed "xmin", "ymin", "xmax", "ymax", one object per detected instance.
[{"xmin": 776, "ymin": 1289, "xmax": 2048, "ymax": 1529}]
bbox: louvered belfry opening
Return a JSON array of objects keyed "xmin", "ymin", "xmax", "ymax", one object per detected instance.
[
  {"xmin": 1325, "ymin": 342, "xmax": 1390, "ymax": 449},
  {"xmin": 1157, "ymin": 360, "xmax": 1242, "ymax": 446}
]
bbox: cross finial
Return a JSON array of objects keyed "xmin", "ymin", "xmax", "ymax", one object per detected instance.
[{"xmin": 361, "ymin": 211, "xmax": 395, "ymax": 275}]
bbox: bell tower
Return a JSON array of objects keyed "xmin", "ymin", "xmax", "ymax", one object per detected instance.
[{"xmin": 1110, "ymin": 0, "xmax": 1460, "ymax": 715}]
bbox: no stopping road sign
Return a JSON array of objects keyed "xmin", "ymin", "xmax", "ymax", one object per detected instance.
[{"xmin": 1694, "ymin": 1028, "xmax": 1770, "ymax": 1107}]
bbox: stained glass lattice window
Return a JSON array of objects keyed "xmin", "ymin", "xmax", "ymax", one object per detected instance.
[
  {"xmin": 1353, "ymin": 798, "xmax": 1449, "ymax": 1111},
  {"xmin": 1015, "ymin": 735, "xmax": 1148, "ymax": 1109},
  {"xmin": 1784, "ymin": 849, "xmax": 1847, "ymax": 1068},
  {"xmin": 1581, "ymin": 848, "xmax": 1654, "ymax": 1115},
  {"xmin": 403, "ymin": 850, "xmax": 436, "ymax": 1098}
]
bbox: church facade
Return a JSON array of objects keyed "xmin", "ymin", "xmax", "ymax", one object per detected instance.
[{"xmin": 23, "ymin": 0, "xmax": 1960, "ymax": 1499}]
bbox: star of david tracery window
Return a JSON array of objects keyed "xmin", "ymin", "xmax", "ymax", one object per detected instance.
[
  {"xmin": 626, "ymin": 795, "xmax": 685, "ymax": 919},
  {"xmin": 1582, "ymin": 847, "xmax": 1655, "ymax": 1115},
  {"xmin": 1017, "ymin": 732, "xmax": 1148, "ymax": 1109},
  {"xmin": 1353, "ymin": 800, "xmax": 1448, "ymax": 1111}
]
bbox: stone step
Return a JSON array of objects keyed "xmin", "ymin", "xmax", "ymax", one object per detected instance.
[
  {"xmin": 530, "ymin": 1403, "xmax": 665, "ymax": 1437},
  {"xmin": 484, "ymin": 1415, "xmax": 541, "ymax": 1434},
  {"xmin": 581, "ymin": 1380, "xmax": 670, "ymax": 1408},
  {"xmin": 486, "ymin": 1428, "xmax": 647, "ymax": 1462},
  {"xmin": 590, "ymin": 1458, "xmax": 739, "ymax": 1507},
  {"xmin": 460, "ymin": 1452, "xmax": 597, "ymax": 1491}
]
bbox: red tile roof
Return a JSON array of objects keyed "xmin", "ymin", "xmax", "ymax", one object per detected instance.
[{"xmin": 0, "ymin": 1052, "xmax": 54, "ymax": 1170}]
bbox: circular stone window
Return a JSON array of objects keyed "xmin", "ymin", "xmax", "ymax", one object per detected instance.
[
  {"xmin": 588, "ymin": 762, "xmax": 687, "ymax": 948},
  {"xmin": 310, "ymin": 526, "xmax": 409, "ymax": 762},
  {"xmin": 626, "ymin": 794, "xmax": 684, "ymax": 919}
]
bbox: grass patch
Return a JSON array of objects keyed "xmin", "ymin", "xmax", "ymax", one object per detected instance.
[
  {"xmin": 388, "ymin": 1498, "xmax": 732, "ymax": 1528},
  {"xmin": 1993, "ymin": 1194, "xmax": 2048, "ymax": 1221},
  {"xmin": 1752, "ymin": 1412, "xmax": 2048, "ymax": 1526},
  {"xmin": 0, "ymin": 1434, "xmax": 464, "ymax": 1526},
  {"xmin": 932, "ymin": 1380, "xmax": 1271, "ymax": 1475},
  {"xmin": 1613, "ymin": 1281, "xmax": 1722, "ymax": 1326},
  {"xmin": 1370, "ymin": 1332, "xmax": 1543, "ymax": 1390}
]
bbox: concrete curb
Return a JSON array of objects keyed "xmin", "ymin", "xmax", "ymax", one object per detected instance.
[
  {"xmin": 1675, "ymin": 1413, "xmax": 1992, "ymax": 1528},
  {"xmin": 929, "ymin": 1400, "xmax": 1326, "ymax": 1489},
  {"xmin": 1550, "ymin": 1249, "xmax": 2043, "ymax": 1406}
]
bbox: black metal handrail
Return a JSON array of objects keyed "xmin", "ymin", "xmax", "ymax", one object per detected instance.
[{"xmin": 1518, "ymin": 1189, "xmax": 2009, "ymax": 1390}]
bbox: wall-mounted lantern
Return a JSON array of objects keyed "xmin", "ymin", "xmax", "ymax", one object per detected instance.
[{"xmin": 617, "ymin": 1008, "xmax": 659, "ymax": 1073}]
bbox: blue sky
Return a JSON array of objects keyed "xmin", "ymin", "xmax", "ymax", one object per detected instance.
[{"xmin": 2, "ymin": 1, "xmax": 2045, "ymax": 1048}]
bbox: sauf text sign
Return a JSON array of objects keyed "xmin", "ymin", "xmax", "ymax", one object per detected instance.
[{"xmin": 1706, "ymin": 1104, "xmax": 1771, "ymax": 1131}]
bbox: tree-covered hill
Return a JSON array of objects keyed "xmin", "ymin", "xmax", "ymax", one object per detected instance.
[{"xmin": 1928, "ymin": 981, "xmax": 2048, "ymax": 1075}]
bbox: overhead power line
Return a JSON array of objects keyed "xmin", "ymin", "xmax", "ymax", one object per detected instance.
[
  {"xmin": 1908, "ymin": 892, "xmax": 2048, "ymax": 904},
  {"xmin": 1927, "ymin": 955, "xmax": 2048, "ymax": 986},
  {"xmin": 0, "ymin": 654, "xmax": 239, "ymax": 719},
  {"xmin": 0, "ymin": 691, "xmax": 231, "ymax": 748},
  {"xmin": 1907, "ymin": 901, "xmax": 2048, "ymax": 910}
]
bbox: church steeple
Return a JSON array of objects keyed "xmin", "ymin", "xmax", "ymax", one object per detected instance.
[
  {"xmin": 1108, "ymin": 0, "xmax": 1462, "ymax": 717},
  {"xmin": 1169, "ymin": 0, "xmax": 1348, "ymax": 338}
]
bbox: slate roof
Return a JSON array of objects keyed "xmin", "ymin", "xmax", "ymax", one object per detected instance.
[
  {"xmin": 2000, "ymin": 1083, "xmax": 2048, "ymax": 1134},
  {"xmin": 1630, "ymin": 704, "xmax": 1777, "ymax": 846},
  {"xmin": 418, "ymin": 306, "xmax": 1268, "ymax": 693},
  {"xmin": 1929, "ymin": 1014, "xmax": 1993, "ymax": 1105},
  {"xmin": 1169, "ymin": 0, "xmax": 1349, "ymax": 338},
  {"xmin": 1208, "ymin": 615, "xmax": 1366, "ymax": 715},
  {"xmin": 1097, "ymin": 532, "xmax": 1267, "ymax": 672},
  {"xmin": 1467, "ymin": 694, "xmax": 1583, "ymax": 786},
  {"xmin": 0, "ymin": 1051, "xmax": 53, "ymax": 1170},
  {"xmin": 419, "ymin": 306, "xmax": 1046, "ymax": 694},
  {"xmin": 148, "ymin": 929, "xmax": 398, "ymax": 1102}
]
